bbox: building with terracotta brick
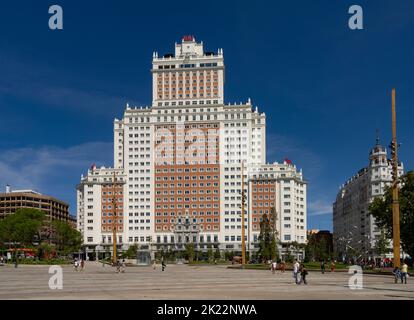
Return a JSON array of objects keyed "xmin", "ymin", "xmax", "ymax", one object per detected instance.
[{"xmin": 77, "ymin": 36, "xmax": 307, "ymax": 259}]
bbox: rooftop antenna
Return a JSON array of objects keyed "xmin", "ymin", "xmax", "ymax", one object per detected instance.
[{"xmin": 376, "ymin": 129, "xmax": 380, "ymax": 146}]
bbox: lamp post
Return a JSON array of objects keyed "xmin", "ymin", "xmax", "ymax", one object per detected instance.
[
  {"xmin": 241, "ymin": 162, "xmax": 246, "ymax": 266},
  {"xmin": 112, "ymin": 171, "xmax": 118, "ymax": 265},
  {"xmin": 390, "ymin": 88, "xmax": 401, "ymax": 268}
]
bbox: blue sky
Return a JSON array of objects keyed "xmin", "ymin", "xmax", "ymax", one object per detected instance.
[{"xmin": 0, "ymin": 0, "xmax": 413, "ymax": 231}]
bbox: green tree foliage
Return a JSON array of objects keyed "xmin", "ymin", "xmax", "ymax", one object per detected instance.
[
  {"xmin": 305, "ymin": 236, "xmax": 330, "ymax": 262},
  {"xmin": 284, "ymin": 245, "xmax": 294, "ymax": 263},
  {"xmin": 38, "ymin": 242, "xmax": 54, "ymax": 259},
  {"xmin": 184, "ymin": 243, "xmax": 195, "ymax": 262},
  {"xmin": 257, "ymin": 213, "xmax": 277, "ymax": 262},
  {"xmin": 369, "ymin": 171, "xmax": 414, "ymax": 259},
  {"xmin": 375, "ymin": 229, "xmax": 390, "ymax": 258},
  {"xmin": 123, "ymin": 243, "xmax": 138, "ymax": 259},
  {"xmin": 0, "ymin": 208, "xmax": 45, "ymax": 247},
  {"xmin": 50, "ymin": 220, "xmax": 82, "ymax": 255},
  {"xmin": 214, "ymin": 248, "xmax": 221, "ymax": 261},
  {"xmin": 207, "ymin": 247, "xmax": 214, "ymax": 263},
  {"xmin": 224, "ymin": 250, "xmax": 235, "ymax": 261}
]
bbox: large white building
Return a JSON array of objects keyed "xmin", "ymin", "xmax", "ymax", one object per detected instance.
[
  {"xmin": 333, "ymin": 139, "xmax": 404, "ymax": 260},
  {"xmin": 77, "ymin": 36, "xmax": 307, "ymax": 259}
]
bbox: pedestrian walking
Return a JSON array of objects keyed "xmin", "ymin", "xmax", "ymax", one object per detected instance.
[
  {"xmin": 393, "ymin": 267, "xmax": 401, "ymax": 284},
  {"xmin": 400, "ymin": 262, "xmax": 408, "ymax": 284},
  {"xmin": 293, "ymin": 260, "xmax": 300, "ymax": 284},
  {"xmin": 321, "ymin": 260, "xmax": 325, "ymax": 274},
  {"xmin": 80, "ymin": 259, "xmax": 85, "ymax": 271},
  {"xmin": 152, "ymin": 260, "xmax": 156, "ymax": 270},
  {"xmin": 74, "ymin": 258, "xmax": 79, "ymax": 271},
  {"xmin": 298, "ymin": 264, "xmax": 308, "ymax": 285},
  {"xmin": 271, "ymin": 261, "xmax": 277, "ymax": 274},
  {"xmin": 330, "ymin": 260, "xmax": 336, "ymax": 272},
  {"xmin": 280, "ymin": 261, "xmax": 286, "ymax": 273},
  {"xmin": 121, "ymin": 259, "xmax": 126, "ymax": 273},
  {"xmin": 161, "ymin": 256, "xmax": 166, "ymax": 271}
]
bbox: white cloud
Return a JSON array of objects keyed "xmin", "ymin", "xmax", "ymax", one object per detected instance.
[
  {"xmin": 308, "ymin": 200, "xmax": 332, "ymax": 217},
  {"xmin": 0, "ymin": 142, "xmax": 113, "ymax": 210}
]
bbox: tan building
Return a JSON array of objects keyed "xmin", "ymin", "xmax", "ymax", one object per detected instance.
[{"xmin": 0, "ymin": 185, "xmax": 73, "ymax": 223}]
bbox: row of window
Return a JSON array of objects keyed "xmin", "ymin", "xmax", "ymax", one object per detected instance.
[
  {"xmin": 155, "ymin": 183, "xmax": 219, "ymax": 188},
  {"xmin": 158, "ymin": 93, "xmax": 219, "ymax": 99},
  {"xmin": 155, "ymin": 224, "xmax": 219, "ymax": 231},
  {"xmin": 156, "ymin": 175, "xmax": 219, "ymax": 181},
  {"xmin": 156, "ymin": 196, "xmax": 219, "ymax": 202},
  {"xmin": 156, "ymin": 167, "xmax": 219, "ymax": 173},
  {"xmin": 157, "ymin": 100, "xmax": 220, "ymax": 106},
  {"xmin": 155, "ymin": 211, "xmax": 219, "ymax": 216},
  {"xmin": 155, "ymin": 218, "xmax": 218, "ymax": 223}
]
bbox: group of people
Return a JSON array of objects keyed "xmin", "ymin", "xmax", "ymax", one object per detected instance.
[
  {"xmin": 320, "ymin": 260, "xmax": 336, "ymax": 274},
  {"xmin": 152, "ymin": 258, "xmax": 167, "ymax": 271},
  {"xmin": 292, "ymin": 260, "xmax": 308, "ymax": 285},
  {"xmin": 269, "ymin": 260, "xmax": 307, "ymax": 284},
  {"xmin": 393, "ymin": 261, "xmax": 409, "ymax": 284},
  {"xmin": 115, "ymin": 259, "xmax": 126, "ymax": 273},
  {"xmin": 73, "ymin": 258, "xmax": 85, "ymax": 271},
  {"xmin": 269, "ymin": 260, "xmax": 286, "ymax": 274}
]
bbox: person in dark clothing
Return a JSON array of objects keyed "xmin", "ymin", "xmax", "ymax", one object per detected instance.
[
  {"xmin": 321, "ymin": 260, "xmax": 325, "ymax": 274},
  {"xmin": 161, "ymin": 257, "xmax": 166, "ymax": 271},
  {"xmin": 298, "ymin": 264, "xmax": 308, "ymax": 285},
  {"xmin": 393, "ymin": 267, "xmax": 401, "ymax": 284}
]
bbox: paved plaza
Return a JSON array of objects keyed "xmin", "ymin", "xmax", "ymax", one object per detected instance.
[{"xmin": 0, "ymin": 262, "xmax": 413, "ymax": 300}]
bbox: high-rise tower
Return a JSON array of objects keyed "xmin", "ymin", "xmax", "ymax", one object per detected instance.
[
  {"xmin": 77, "ymin": 37, "xmax": 307, "ymax": 260},
  {"xmin": 152, "ymin": 36, "xmax": 224, "ymax": 106}
]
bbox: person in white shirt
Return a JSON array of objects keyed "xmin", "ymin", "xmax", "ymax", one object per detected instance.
[
  {"xmin": 293, "ymin": 260, "xmax": 300, "ymax": 284},
  {"xmin": 271, "ymin": 261, "xmax": 277, "ymax": 274}
]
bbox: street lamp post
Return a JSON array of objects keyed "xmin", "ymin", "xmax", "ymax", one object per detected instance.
[
  {"xmin": 241, "ymin": 162, "xmax": 246, "ymax": 266},
  {"xmin": 112, "ymin": 171, "xmax": 118, "ymax": 265},
  {"xmin": 390, "ymin": 88, "xmax": 401, "ymax": 268}
]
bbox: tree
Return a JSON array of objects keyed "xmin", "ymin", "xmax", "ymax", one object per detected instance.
[
  {"xmin": 124, "ymin": 244, "xmax": 138, "ymax": 259},
  {"xmin": 0, "ymin": 208, "xmax": 45, "ymax": 248},
  {"xmin": 306, "ymin": 235, "xmax": 330, "ymax": 262},
  {"xmin": 369, "ymin": 171, "xmax": 414, "ymax": 259},
  {"xmin": 285, "ymin": 244, "xmax": 294, "ymax": 263},
  {"xmin": 184, "ymin": 243, "xmax": 195, "ymax": 263},
  {"xmin": 207, "ymin": 247, "xmax": 214, "ymax": 263},
  {"xmin": 50, "ymin": 220, "xmax": 82, "ymax": 255},
  {"xmin": 225, "ymin": 250, "xmax": 235, "ymax": 261},
  {"xmin": 214, "ymin": 248, "xmax": 221, "ymax": 261},
  {"xmin": 38, "ymin": 242, "xmax": 54, "ymax": 260},
  {"xmin": 375, "ymin": 229, "xmax": 390, "ymax": 258},
  {"xmin": 257, "ymin": 214, "xmax": 277, "ymax": 262}
]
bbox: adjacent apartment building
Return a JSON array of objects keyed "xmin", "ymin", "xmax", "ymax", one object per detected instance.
[
  {"xmin": 333, "ymin": 139, "xmax": 404, "ymax": 260},
  {"xmin": 0, "ymin": 185, "xmax": 75, "ymax": 224},
  {"xmin": 77, "ymin": 36, "xmax": 307, "ymax": 259}
]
